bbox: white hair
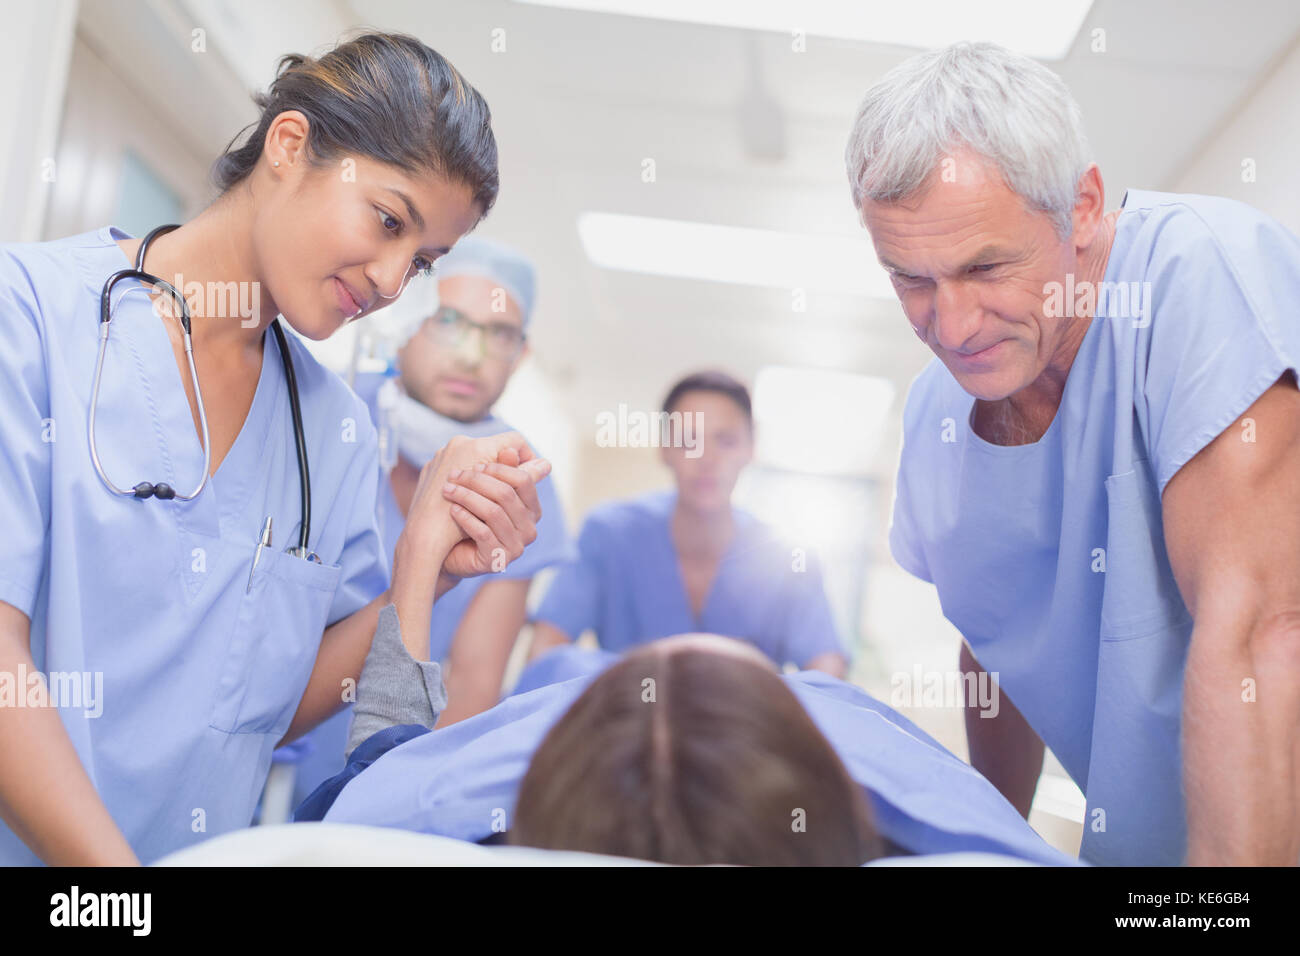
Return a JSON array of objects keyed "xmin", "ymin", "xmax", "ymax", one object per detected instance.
[{"xmin": 844, "ymin": 42, "xmax": 1092, "ymax": 239}]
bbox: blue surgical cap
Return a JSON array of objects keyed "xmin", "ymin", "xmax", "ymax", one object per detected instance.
[
  {"xmin": 380, "ymin": 235, "xmax": 538, "ymax": 347},
  {"xmin": 436, "ymin": 235, "xmax": 537, "ymax": 328}
]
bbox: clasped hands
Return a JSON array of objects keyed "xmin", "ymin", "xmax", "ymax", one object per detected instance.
[{"xmin": 391, "ymin": 431, "xmax": 550, "ymax": 608}]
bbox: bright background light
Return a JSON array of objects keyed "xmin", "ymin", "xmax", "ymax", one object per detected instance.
[
  {"xmin": 751, "ymin": 365, "xmax": 896, "ymax": 475},
  {"xmin": 577, "ymin": 211, "xmax": 895, "ymax": 298}
]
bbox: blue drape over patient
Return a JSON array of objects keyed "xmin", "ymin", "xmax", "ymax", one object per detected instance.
[{"xmin": 318, "ymin": 647, "xmax": 1072, "ymax": 865}]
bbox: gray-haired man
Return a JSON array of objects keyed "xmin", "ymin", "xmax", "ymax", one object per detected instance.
[{"xmin": 848, "ymin": 42, "xmax": 1300, "ymax": 865}]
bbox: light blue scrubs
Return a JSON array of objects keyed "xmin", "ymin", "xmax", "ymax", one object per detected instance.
[
  {"xmin": 534, "ymin": 489, "xmax": 844, "ymax": 667},
  {"xmin": 889, "ymin": 190, "xmax": 1300, "ymax": 865},
  {"xmin": 323, "ymin": 646, "xmax": 1070, "ymax": 864},
  {"xmin": 0, "ymin": 226, "xmax": 389, "ymax": 865},
  {"xmin": 281, "ymin": 371, "xmax": 574, "ymax": 804}
]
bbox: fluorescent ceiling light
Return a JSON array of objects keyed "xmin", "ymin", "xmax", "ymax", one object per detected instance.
[
  {"xmin": 752, "ymin": 366, "xmax": 896, "ymax": 475},
  {"xmin": 517, "ymin": 0, "xmax": 1094, "ymax": 60},
  {"xmin": 577, "ymin": 212, "xmax": 894, "ymax": 299}
]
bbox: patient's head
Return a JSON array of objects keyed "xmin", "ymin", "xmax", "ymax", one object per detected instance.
[{"xmin": 511, "ymin": 635, "xmax": 882, "ymax": 865}]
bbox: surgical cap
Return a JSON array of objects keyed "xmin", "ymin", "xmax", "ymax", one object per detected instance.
[{"xmin": 380, "ymin": 235, "xmax": 538, "ymax": 346}]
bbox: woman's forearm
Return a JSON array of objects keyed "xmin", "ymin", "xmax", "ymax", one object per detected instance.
[
  {"xmin": 0, "ymin": 612, "xmax": 139, "ymax": 866},
  {"xmin": 281, "ymin": 528, "xmax": 461, "ymax": 745},
  {"xmin": 281, "ymin": 591, "xmax": 387, "ymax": 744},
  {"xmin": 437, "ymin": 577, "xmax": 531, "ymax": 726}
]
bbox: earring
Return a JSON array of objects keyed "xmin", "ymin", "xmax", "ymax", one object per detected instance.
[{"xmin": 273, "ymin": 160, "xmax": 280, "ymax": 167}]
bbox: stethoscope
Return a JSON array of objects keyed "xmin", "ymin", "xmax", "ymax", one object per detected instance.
[{"xmin": 89, "ymin": 224, "xmax": 317, "ymax": 560}]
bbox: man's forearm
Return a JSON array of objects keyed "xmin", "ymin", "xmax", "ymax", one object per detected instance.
[
  {"xmin": 804, "ymin": 651, "xmax": 848, "ymax": 679},
  {"xmin": 437, "ymin": 578, "xmax": 531, "ymax": 726},
  {"xmin": 960, "ymin": 640, "xmax": 1044, "ymax": 819},
  {"xmin": 1183, "ymin": 612, "xmax": 1300, "ymax": 865},
  {"xmin": 437, "ymin": 671, "xmax": 503, "ymax": 727},
  {"xmin": 527, "ymin": 620, "xmax": 574, "ymax": 662}
]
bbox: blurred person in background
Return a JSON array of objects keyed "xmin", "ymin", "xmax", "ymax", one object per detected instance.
[{"xmin": 529, "ymin": 371, "xmax": 848, "ymax": 677}]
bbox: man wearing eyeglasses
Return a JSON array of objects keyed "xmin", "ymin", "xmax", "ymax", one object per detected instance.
[
  {"xmin": 382, "ymin": 237, "xmax": 574, "ymax": 724},
  {"xmin": 278, "ymin": 237, "xmax": 574, "ymax": 815}
]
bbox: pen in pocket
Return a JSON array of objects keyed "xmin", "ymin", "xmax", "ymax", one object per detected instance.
[{"xmin": 246, "ymin": 516, "xmax": 273, "ymax": 593}]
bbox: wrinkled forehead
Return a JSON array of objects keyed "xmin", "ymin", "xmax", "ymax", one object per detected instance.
[
  {"xmin": 863, "ymin": 162, "xmax": 1019, "ymax": 225},
  {"xmin": 860, "ymin": 161, "xmax": 1045, "ymax": 268}
]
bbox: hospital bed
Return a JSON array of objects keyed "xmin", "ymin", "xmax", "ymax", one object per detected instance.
[{"xmin": 154, "ymin": 823, "xmax": 1040, "ymax": 866}]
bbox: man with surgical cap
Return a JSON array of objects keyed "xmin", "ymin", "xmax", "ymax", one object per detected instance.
[{"xmin": 278, "ymin": 236, "xmax": 574, "ymax": 810}]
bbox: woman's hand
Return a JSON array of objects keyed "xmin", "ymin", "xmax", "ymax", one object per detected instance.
[
  {"xmin": 389, "ymin": 434, "xmax": 547, "ymax": 650},
  {"xmin": 440, "ymin": 446, "xmax": 550, "ymax": 581},
  {"xmin": 396, "ymin": 432, "xmax": 536, "ymax": 570}
]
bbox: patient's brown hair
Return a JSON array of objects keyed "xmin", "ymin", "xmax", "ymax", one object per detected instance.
[{"xmin": 511, "ymin": 642, "xmax": 882, "ymax": 865}]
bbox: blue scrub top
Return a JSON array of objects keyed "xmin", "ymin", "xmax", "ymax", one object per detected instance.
[
  {"xmin": 280, "ymin": 371, "xmax": 574, "ymax": 804},
  {"xmin": 0, "ymin": 226, "xmax": 389, "ymax": 865},
  {"xmin": 534, "ymin": 489, "xmax": 845, "ymax": 667},
  {"xmin": 321, "ymin": 646, "xmax": 1070, "ymax": 865},
  {"xmin": 889, "ymin": 190, "xmax": 1300, "ymax": 865}
]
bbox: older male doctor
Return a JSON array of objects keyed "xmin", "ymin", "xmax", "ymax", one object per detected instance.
[{"xmin": 847, "ymin": 42, "xmax": 1300, "ymax": 866}]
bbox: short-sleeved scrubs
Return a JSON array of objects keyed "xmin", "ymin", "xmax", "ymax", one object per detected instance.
[
  {"xmin": 534, "ymin": 489, "xmax": 845, "ymax": 668},
  {"xmin": 889, "ymin": 190, "xmax": 1300, "ymax": 864},
  {"xmin": 0, "ymin": 226, "xmax": 388, "ymax": 864}
]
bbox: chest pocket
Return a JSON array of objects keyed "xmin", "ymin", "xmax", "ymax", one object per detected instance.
[
  {"xmin": 209, "ymin": 546, "xmax": 342, "ymax": 736},
  {"xmin": 1100, "ymin": 463, "xmax": 1191, "ymax": 640},
  {"xmin": 1086, "ymin": 463, "xmax": 1192, "ymax": 863}
]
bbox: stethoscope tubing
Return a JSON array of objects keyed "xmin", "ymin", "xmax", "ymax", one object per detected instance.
[{"xmin": 88, "ymin": 224, "xmax": 312, "ymax": 557}]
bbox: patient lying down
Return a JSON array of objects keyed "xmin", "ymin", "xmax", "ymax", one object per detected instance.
[
  {"xmin": 298, "ymin": 608, "xmax": 1069, "ymax": 867},
  {"xmin": 513, "ymin": 635, "xmax": 880, "ymax": 865}
]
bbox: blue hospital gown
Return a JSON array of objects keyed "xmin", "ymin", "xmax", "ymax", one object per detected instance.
[
  {"xmin": 319, "ymin": 646, "xmax": 1069, "ymax": 865},
  {"xmin": 889, "ymin": 189, "xmax": 1300, "ymax": 865},
  {"xmin": 0, "ymin": 226, "xmax": 389, "ymax": 865}
]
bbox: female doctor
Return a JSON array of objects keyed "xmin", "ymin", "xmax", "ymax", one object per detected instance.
[{"xmin": 0, "ymin": 32, "xmax": 547, "ymax": 866}]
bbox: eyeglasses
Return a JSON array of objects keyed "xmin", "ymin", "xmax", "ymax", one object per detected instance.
[{"xmin": 421, "ymin": 306, "xmax": 526, "ymax": 360}]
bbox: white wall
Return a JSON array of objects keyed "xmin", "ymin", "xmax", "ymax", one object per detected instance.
[
  {"xmin": 1171, "ymin": 36, "xmax": 1300, "ymax": 232},
  {"xmin": 0, "ymin": 0, "xmax": 78, "ymax": 241}
]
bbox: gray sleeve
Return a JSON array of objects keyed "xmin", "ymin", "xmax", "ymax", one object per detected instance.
[{"xmin": 345, "ymin": 603, "xmax": 448, "ymax": 759}]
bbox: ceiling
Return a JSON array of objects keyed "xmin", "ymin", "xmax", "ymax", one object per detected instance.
[{"xmin": 77, "ymin": 0, "xmax": 1300, "ymax": 478}]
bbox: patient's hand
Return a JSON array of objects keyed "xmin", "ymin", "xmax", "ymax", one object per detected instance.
[
  {"xmin": 400, "ymin": 434, "xmax": 531, "ymax": 548},
  {"xmin": 389, "ymin": 437, "xmax": 547, "ymax": 664},
  {"xmin": 393, "ymin": 434, "xmax": 542, "ymax": 596},
  {"xmin": 440, "ymin": 446, "xmax": 550, "ymax": 581}
]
